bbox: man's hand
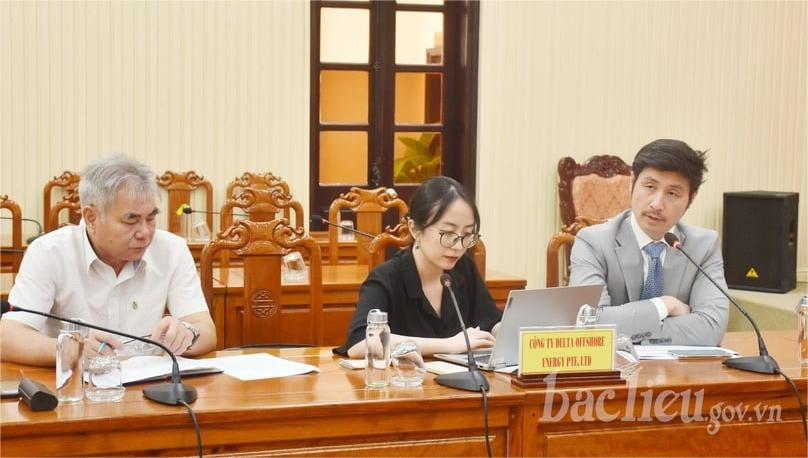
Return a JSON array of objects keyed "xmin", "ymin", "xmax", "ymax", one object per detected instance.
[
  {"xmin": 661, "ymin": 296, "xmax": 691, "ymax": 317},
  {"xmin": 85, "ymin": 330, "xmax": 123, "ymax": 358},
  {"xmin": 150, "ymin": 316, "xmax": 195, "ymax": 355}
]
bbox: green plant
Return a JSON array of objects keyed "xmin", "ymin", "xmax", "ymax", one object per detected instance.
[{"xmin": 393, "ymin": 133, "xmax": 441, "ymax": 183}]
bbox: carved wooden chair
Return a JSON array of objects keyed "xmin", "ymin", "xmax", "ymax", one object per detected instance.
[
  {"xmin": 226, "ymin": 172, "xmax": 291, "ymax": 198},
  {"xmin": 199, "ymin": 219, "xmax": 323, "ymax": 348},
  {"xmin": 225, "ymin": 172, "xmax": 296, "ymax": 223},
  {"xmin": 558, "ymin": 155, "xmax": 632, "ymax": 228},
  {"xmin": 43, "ymin": 171, "xmax": 81, "ymax": 232},
  {"xmin": 220, "ymin": 187, "xmax": 304, "ymax": 234},
  {"xmin": 47, "ymin": 200, "xmax": 82, "ymax": 234},
  {"xmin": 327, "ymin": 187, "xmax": 408, "ymax": 265},
  {"xmin": 1, "ymin": 195, "xmax": 24, "ymax": 275},
  {"xmin": 156, "ymin": 171, "xmax": 214, "ymax": 235},
  {"xmin": 368, "ymin": 221, "xmax": 487, "ymax": 280},
  {"xmin": 545, "ymin": 216, "xmax": 604, "ymax": 287},
  {"xmin": 218, "ymin": 187, "xmax": 304, "ymax": 269}
]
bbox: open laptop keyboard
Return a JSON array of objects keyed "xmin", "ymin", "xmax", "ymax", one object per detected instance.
[{"xmin": 472, "ymin": 350, "xmax": 492, "ymax": 365}]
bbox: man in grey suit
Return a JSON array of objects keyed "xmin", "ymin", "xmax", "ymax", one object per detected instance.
[{"xmin": 569, "ymin": 139, "xmax": 729, "ymax": 345}]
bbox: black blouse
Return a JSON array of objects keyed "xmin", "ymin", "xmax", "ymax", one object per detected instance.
[{"xmin": 335, "ymin": 247, "xmax": 502, "ymax": 355}]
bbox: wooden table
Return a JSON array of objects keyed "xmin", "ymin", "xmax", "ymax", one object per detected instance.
[
  {"xmin": 0, "ymin": 347, "xmax": 525, "ymax": 457},
  {"xmin": 0, "ymin": 331, "xmax": 805, "ymax": 456},
  {"xmin": 521, "ymin": 330, "xmax": 808, "ymax": 456},
  {"xmin": 209, "ymin": 266, "xmax": 527, "ymax": 349}
]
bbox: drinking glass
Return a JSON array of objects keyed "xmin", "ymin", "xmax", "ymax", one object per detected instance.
[
  {"xmin": 86, "ymin": 354, "xmax": 125, "ymax": 402},
  {"xmin": 390, "ymin": 340, "xmax": 426, "ymax": 387}
]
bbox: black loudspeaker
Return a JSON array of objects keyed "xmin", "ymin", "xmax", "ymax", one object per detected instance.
[{"xmin": 723, "ymin": 191, "xmax": 799, "ymax": 293}]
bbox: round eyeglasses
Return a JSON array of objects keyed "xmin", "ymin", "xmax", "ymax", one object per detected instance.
[{"xmin": 437, "ymin": 230, "xmax": 481, "ymax": 249}]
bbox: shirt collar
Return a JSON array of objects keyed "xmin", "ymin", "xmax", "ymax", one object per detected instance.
[
  {"xmin": 629, "ymin": 211, "xmax": 678, "ymax": 249},
  {"xmin": 80, "ymin": 220, "xmax": 100, "ymax": 272},
  {"xmin": 399, "ymin": 246, "xmax": 467, "ymax": 300},
  {"xmin": 400, "ymin": 248, "xmax": 424, "ymax": 300}
]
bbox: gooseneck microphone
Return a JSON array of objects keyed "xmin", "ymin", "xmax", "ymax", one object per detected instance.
[
  {"xmin": 434, "ymin": 273, "xmax": 490, "ymax": 392},
  {"xmin": 180, "ymin": 206, "xmax": 249, "ymax": 218},
  {"xmin": 663, "ymin": 233, "xmax": 779, "ymax": 374},
  {"xmin": 7, "ymin": 304, "xmax": 197, "ymax": 405},
  {"xmin": 310, "ymin": 215, "xmax": 376, "ymax": 239},
  {"xmin": 0, "ymin": 216, "xmax": 43, "ymax": 244}
]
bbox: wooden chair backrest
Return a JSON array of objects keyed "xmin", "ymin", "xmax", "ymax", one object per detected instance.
[
  {"xmin": 368, "ymin": 221, "xmax": 486, "ymax": 280},
  {"xmin": 218, "ymin": 187, "xmax": 304, "ymax": 270},
  {"xmin": 220, "ymin": 187, "xmax": 304, "ymax": 233},
  {"xmin": 327, "ymin": 187, "xmax": 408, "ymax": 265},
  {"xmin": 545, "ymin": 217, "xmax": 604, "ymax": 287},
  {"xmin": 558, "ymin": 155, "xmax": 631, "ymax": 227},
  {"xmin": 156, "ymin": 170, "xmax": 214, "ymax": 234},
  {"xmin": 1, "ymin": 195, "xmax": 23, "ymax": 274},
  {"xmin": 47, "ymin": 200, "xmax": 82, "ymax": 234},
  {"xmin": 43, "ymin": 171, "xmax": 81, "ymax": 232},
  {"xmin": 226, "ymin": 172, "xmax": 295, "ymax": 221},
  {"xmin": 199, "ymin": 219, "xmax": 323, "ymax": 347}
]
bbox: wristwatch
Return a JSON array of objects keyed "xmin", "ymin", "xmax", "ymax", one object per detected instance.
[{"xmin": 180, "ymin": 321, "xmax": 201, "ymax": 350}]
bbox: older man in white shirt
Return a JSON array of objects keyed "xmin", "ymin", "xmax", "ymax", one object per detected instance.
[{"xmin": 1, "ymin": 153, "xmax": 216, "ymax": 366}]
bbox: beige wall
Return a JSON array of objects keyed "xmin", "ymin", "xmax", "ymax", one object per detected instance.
[
  {"xmin": 2, "ymin": 1, "xmax": 805, "ymax": 291},
  {"xmin": 477, "ymin": 0, "xmax": 807, "ymax": 287},
  {"xmin": 1, "ymin": 0, "xmax": 310, "ymax": 236}
]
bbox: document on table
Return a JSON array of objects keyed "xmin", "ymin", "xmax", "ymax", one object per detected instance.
[
  {"xmin": 121, "ymin": 356, "xmax": 222, "ymax": 385},
  {"xmin": 211, "ymin": 353, "xmax": 319, "ymax": 381},
  {"xmin": 121, "ymin": 353, "xmax": 319, "ymax": 384},
  {"xmin": 634, "ymin": 345, "xmax": 738, "ymax": 360}
]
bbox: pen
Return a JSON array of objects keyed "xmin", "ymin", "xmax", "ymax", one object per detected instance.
[{"xmin": 98, "ymin": 334, "xmax": 153, "ymax": 353}]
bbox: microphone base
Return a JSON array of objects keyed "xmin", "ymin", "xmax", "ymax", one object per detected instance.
[
  {"xmin": 143, "ymin": 382, "xmax": 198, "ymax": 405},
  {"xmin": 723, "ymin": 355, "xmax": 780, "ymax": 374},
  {"xmin": 435, "ymin": 370, "xmax": 490, "ymax": 392}
]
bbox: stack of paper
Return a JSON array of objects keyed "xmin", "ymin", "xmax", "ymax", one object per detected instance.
[
  {"xmin": 634, "ymin": 346, "xmax": 737, "ymax": 360},
  {"xmin": 424, "ymin": 361, "xmax": 467, "ymax": 375},
  {"xmin": 121, "ymin": 353, "xmax": 319, "ymax": 384},
  {"xmin": 338, "ymin": 359, "xmax": 366, "ymax": 370}
]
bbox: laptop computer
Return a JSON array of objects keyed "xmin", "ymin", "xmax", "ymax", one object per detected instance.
[{"xmin": 434, "ymin": 284, "xmax": 603, "ymax": 371}]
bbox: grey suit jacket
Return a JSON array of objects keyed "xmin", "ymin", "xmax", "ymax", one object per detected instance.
[{"xmin": 569, "ymin": 210, "xmax": 729, "ymax": 345}]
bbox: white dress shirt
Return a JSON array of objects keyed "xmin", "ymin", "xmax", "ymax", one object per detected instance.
[
  {"xmin": 629, "ymin": 212, "xmax": 676, "ymax": 321},
  {"xmin": 4, "ymin": 221, "xmax": 208, "ymax": 338}
]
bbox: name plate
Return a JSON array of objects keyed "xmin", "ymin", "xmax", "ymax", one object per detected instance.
[{"xmin": 518, "ymin": 326, "xmax": 616, "ymax": 376}]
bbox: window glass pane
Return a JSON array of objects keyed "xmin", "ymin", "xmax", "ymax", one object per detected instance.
[
  {"xmin": 321, "ymin": 71, "xmax": 369, "ymax": 124},
  {"xmin": 319, "ymin": 131, "xmax": 368, "ymax": 185},
  {"xmin": 395, "ymin": 12, "xmax": 443, "ymax": 65},
  {"xmin": 393, "ymin": 132, "xmax": 441, "ymax": 185},
  {"xmin": 321, "ymin": 8, "xmax": 369, "ymax": 64},
  {"xmin": 395, "ymin": 72, "xmax": 442, "ymax": 125}
]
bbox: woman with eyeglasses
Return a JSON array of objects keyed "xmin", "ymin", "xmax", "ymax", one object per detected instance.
[{"xmin": 339, "ymin": 176, "xmax": 501, "ymax": 358}]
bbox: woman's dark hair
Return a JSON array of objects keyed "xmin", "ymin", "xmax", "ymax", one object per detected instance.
[
  {"xmin": 408, "ymin": 176, "xmax": 480, "ymax": 232},
  {"xmin": 632, "ymin": 139, "xmax": 708, "ymax": 199}
]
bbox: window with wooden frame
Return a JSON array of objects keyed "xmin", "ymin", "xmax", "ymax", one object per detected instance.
[{"xmin": 310, "ymin": 0, "xmax": 479, "ymax": 229}]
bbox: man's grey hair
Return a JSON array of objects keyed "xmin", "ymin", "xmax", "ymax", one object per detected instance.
[{"xmin": 79, "ymin": 153, "xmax": 159, "ymax": 214}]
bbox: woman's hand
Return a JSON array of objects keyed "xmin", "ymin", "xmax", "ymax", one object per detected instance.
[{"xmin": 446, "ymin": 327, "xmax": 495, "ymax": 354}]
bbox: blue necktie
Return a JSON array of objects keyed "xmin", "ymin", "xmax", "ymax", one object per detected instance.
[{"xmin": 641, "ymin": 242, "xmax": 666, "ymax": 300}]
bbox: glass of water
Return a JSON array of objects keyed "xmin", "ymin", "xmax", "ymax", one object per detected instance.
[
  {"xmin": 191, "ymin": 221, "xmax": 212, "ymax": 242},
  {"xmin": 575, "ymin": 303, "xmax": 599, "ymax": 327},
  {"xmin": 338, "ymin": 220, "xmax": 356, "ymax": 242},
  {"xmin": 390, "ymin": 340, "xmax": 426, "ymax": 387},
  {"xmin": 86, "ymin": 354, "xmax": 125, "ymax": 402},
  {"xmin": 281, "ymin": 251, "xmax": 308, "ymax": 283},
  {"xmin": 615, "ymin": 334, "xmax": 640, "ymax": 377}
]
